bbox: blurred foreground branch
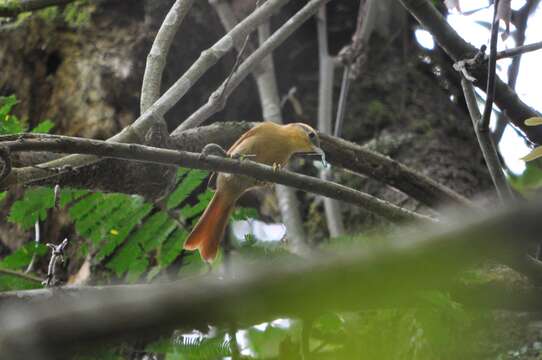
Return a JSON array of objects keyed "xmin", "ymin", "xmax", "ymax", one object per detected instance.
[{"xmin": 1, "ymin": 198, "xmax": 542, "ymax": 358}]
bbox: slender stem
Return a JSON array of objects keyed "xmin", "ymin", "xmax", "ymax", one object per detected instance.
[
  {"xmin": 333, "ymin": 66, "xmax": 351, "ymax": 137},
  {"xmin": 461, "ymin": 79, "xmax": 514, "ymax": 202},
  {"xmin": 480, "ymin": 0, "xmax": 500, "ymax": 131},
  {"xmin": 496, "ymin": 40, "xmax": 542, "ymax": 60},
  {"xmin": 0, "ymin": 268, "xmax": 42, "ymax": 283},
  {"xmin": 317, "ymin": 4, "xmax": 345, "ymax": 237}
]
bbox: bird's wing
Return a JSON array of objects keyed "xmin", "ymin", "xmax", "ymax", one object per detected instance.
[{"xmin": 227, "ymin": 123, "xmax": 267, "ymax": 155}]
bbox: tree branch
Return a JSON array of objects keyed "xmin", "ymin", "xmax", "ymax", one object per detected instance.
[
  {"xmin": 480, "ymin": 0, "xmax": 500, "ymax": 131},
  {"xmin": 397, "ymin": 0, "xmax": 542, "ymax": 143},
  {"xmin": 316, "ymin": 5, "xmax": 345, "ymax": 237},
  {"xmin": 461, "ymin": 79, "xmax": 514, "ymax": 201},
  {"xmin": 1, "ymin": 123, "xmax": 472, "ymax": 209},
  {"xmin": 140, "ymin": 0, "xmax": 196, "ymax": 114},
  {"xmin": 2, "ymin": 0, "xmax": 293, "ymax": 187},
  {"xmin": 173, "ymin": 0, "xmax": 334, "ymax": 134},
  {"xmin": 2, "ymin": 134, "xmax": 434, "ymax": 223},
  {"xmin": 1, "ymin": 197, "xmax": 541, "ymax": 358},
  {"xmin": 496, "ymin": 40, "xmax": 542, "ymax": 60}
]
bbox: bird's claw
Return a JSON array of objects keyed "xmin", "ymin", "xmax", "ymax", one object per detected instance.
[
  {"xmin": 199, "ymin": 143, "xmax": 227, "ymax": 161},
  {"xmin": 272, "ymin": 162, "xmax": 281, "ymax": 172}
]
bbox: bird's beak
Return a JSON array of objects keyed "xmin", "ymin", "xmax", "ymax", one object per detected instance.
[{"xmin": 312, "ymin": 146, "xmax": 329, "ymax": 168}]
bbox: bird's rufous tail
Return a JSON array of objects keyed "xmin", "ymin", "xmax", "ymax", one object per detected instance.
[{"xmin": 183, "ymin": 190, "xmax": 235, "ymax": 262}]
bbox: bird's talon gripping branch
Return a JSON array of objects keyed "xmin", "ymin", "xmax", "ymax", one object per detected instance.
[
  {"xmin": 199, "ymin": 143, "xmax": 228, "ymax": 161},
  {"xmin": 272, "ymin": 162, "xmax": 281, "ymax": 172}
]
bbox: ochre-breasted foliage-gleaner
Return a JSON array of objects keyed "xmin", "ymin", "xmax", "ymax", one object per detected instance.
[{"xmin": 183, "ymin": 121, "xmax": 325, "ymax": 262}]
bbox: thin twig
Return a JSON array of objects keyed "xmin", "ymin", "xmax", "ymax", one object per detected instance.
[
  {"xmin": 480, "ymin": 0, "xmax": 500, "ymax": 131},
  {"xmin": 0, "ymin": 268, "xmax": 42, "ymax": 283},
  {"xmin": 24, "ymin": 221, "xmax": 41, "ymax": 274},
  {"xmin": 3, "ymin": 135, "xmax": 434, "ymax": 223},
  {"xmin": 218, "ymin": 34, "xmax": 252, "ymax": 106},
  {"xmin": 461, "ymin": 79, "xmax": 514, "ymax": 202},
  {"xmin": 496, "ymin": 40, "xmax": 542, "ymax": 60}
]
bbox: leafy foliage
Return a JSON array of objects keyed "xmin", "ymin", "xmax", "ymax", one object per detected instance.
[
  {"xmin": 0, "ymin": 95, "xmax": 55, "ymax": 134},
  {"xmin": 148, "ymin": 335, "xmax": 231, "ymax": 360}
]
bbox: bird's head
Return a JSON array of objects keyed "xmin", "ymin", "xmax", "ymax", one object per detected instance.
[{"xmin": 284, "ymin": 123, "xmax": 328, "ymax": 167}]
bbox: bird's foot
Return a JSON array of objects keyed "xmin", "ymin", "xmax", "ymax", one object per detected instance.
[
  {"xmin": 272, "ymin": 162, "xmax": 282, "ymax": 172},
  {"xmin": 199, "ymin": 143, "xmax": 227, "ymax": 161}
]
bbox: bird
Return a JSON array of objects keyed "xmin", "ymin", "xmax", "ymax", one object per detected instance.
[{"xmin": 183, "ymin": 121, "xmax": 326, "ymax": 262}]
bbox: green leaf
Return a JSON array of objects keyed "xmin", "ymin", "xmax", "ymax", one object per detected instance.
[
  {"xmin": 231, "ymin": 207, "xmax": 259, "ymax": 221},
  {"xmin": 158, "ymin": 228, "xmax": 187, "ymax": 267},
  {"xmin": 8, "ymin": 187, "xmax": 55, "ymax": 229},
  {"xmin": 180, "ymin": 191, "xmax": 213, "ymax": 219},
  {"xmin": 166, "ymin": 169, "xmax": 209, "ymax": 210},
  {"xmin": 0, "ymin": 274, "xmax": 41, "ymax": 291},
  {"xmin": 0, "ymin": 243, "xmax": 48, "ymax": 270},
  {"xmin": 0, "ymin": 95, "xmax": 18, "ymax": 119},
  {"xmin": 522, "ymin": 146, "xmax": 542, "ymax": 162},
  {"xmin": 94, "ymin": 203, "xmax": 152, "ymax": 263},
  {"xmin": 525, "ymin": 117, "xmax": 542, "ymax": 126},
  {"xmin": 31, "ymin": 119, "xmax": 55, "ymax": 133}
]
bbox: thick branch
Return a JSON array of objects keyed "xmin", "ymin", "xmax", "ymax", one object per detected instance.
[
  {"xmin": 2, "ymin": 123, "xmax": 472, "ymax": 209},
  {"xmin": 3, "ymin": 135, "xmax": 433, "ymax": 223},
  {"xmin": 0, "ymin": 198, "xmax": 541, "ymax": 358},
  {"xmin": 140, "ymin": 0, "xmax": 196, "ymax": 114},
  {"xmin": 397, "ymin": 0, "xmax": 542, "ymax": 143}
]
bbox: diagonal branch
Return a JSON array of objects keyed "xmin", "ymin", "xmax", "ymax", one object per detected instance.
[
  {"xmin": 461, "ymin": 79, "xmax": 514, "ymax": 201},
  {"xmin": 173, "ymin": 0, "xmax": 334, "ymax": 134},
  {"xmin": 397, "ymin": 0, "xmax": 542, "ymax": 143},
  {"xmin": 2, "ymin": 134, "xmax": 435, "ymax": 224},
  {"xmin": 140, "ymin": 0, "xmax": 196, "ymax": 114},
  {"xmin": 2, "ymin": 0, "xmax": 293, "ymax": 187}
]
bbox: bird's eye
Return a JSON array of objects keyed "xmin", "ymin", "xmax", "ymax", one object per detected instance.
[{"xmin": 309, "ymin": 132, "xmax": 316, "ymax": 139}]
